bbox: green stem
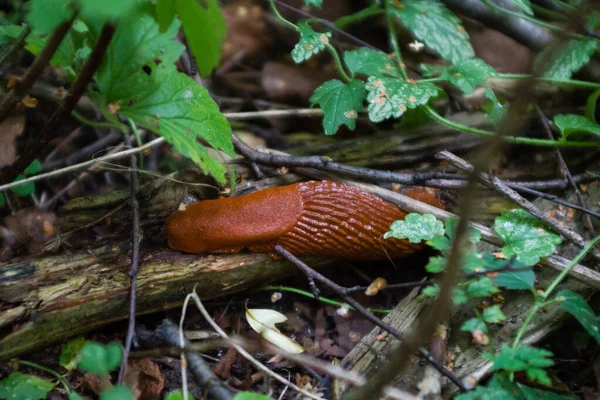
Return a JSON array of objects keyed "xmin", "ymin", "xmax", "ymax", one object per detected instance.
[
  {"xmin": 385, "ymin": 0, "xmax": 408, "ymax": 80},
  {"xmin": 259, "ymin": 285, "xmax": 393, "ymax": 314},
  {"xmin": 512, "ymin": 234, "xmax": 600, "ymax": 348},
  {"xmin": 496, "ymin": 74, "xmax": 600, "ymax": 90},
  {"xmin": 424, "ymin": 105, "xmax": 600, "ymax": 148},
  {"xmin": 325, "ymin": 43, "xmax": 351, "ymax": 82},
  {"xmin": 17, "ymin": 360, "xmax": 72, "ymax": 393},
  {"xmin": 267, "ymin": 0, "xmax": 299, "ymax": 32},
  {"xmin": 71, "ymin": 110, "xmax": 121, "ymax": 130}
]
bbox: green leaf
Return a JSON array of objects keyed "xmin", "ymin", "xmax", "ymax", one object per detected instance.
[
  {"xmin": 585, "ymin": 88, "xmax": 600, "ymax": 122},
  {"xmin": 487, "ymin": 344, "xmax": 554, "ymax": 385},
  {"xmin": 534, "ymin": 38, "xmax": 598, "ymax": 79},
  {"xmin": 366, "ymin": 76, "xmax": 438, "ymax": 122},
  {"xmin": 156, "ymin": 0, "xmax": 177, "ymax": 32},
  {"xmin": 60, "ymin": 336, "xmax": 86, "ymax": 371},
  {"xmin": 389, "ymin": 0, "xmax": 474, "ymax": 64},
  {"xmin": 462, "ymin": 251, "xmax": 486, "ymax": 273},
  {"xmin": 78, "ymin": 0, "xmax": 136, "ymax": 20},
  {"xmin": 343, "ymin": 47, "xmax": 401, "ymax": 78},
  {"xmin": 440, "ymin": 58, "xmax": 496, "ymax": 94},
  {"xmin": 482, "ymin": 305, "xmax": 506, "ymax": 323},
  {"xmin": 78, "ymin": 341, "xmax": 123, "ymax": 375},
  {"xmin": 0, "ymin": 372, "xmax": 55, "ymax": 400},
  {"xmin": 484, "ymin": 254, "xmax": 535, "ymax": 290},
  {"xmin": 292, "ymin": 20, "xmax": 331, "ymax": 63},
  {"xmin": 423, "ymin": 283, "xmax": 440, "ymax": 298},
  {"xmin": 0, "ymin": 193, "xmax": 5, "ymax": 208},
  {"xmin": 304, "ymin": 0, "xmax": 322, "ymax": 7},
  {"xmin": 425, "ymin": 256, "xmax": 447, "ymax": 273},
  {"xmin": 99, "ymin": 385, "xmax": 135, "ymax": 400},
  {"xmin": 452, "ymin": 287, "xmax": 468, "ymax": 304},
  {"xmin": 508, "ymin": 0, "xmax": 533, "ymax": 15},
  {"xmin": 554, "ymin": 114, "xmax": 600, "ymax": 140},
  {"xmin": 556, "ymin": 289, "xmax": 600, "ymax": 343},
  {"xmin": 119, "ymin": 68, "xmax": 234, "ymax": 183},
  {"xmin": 461, "ymin": 317, "xmax": 486, "ymax": 333},
  {"xmin": 176, "ymin": 0, "xmax": 226, "ymax": 77},
  {"xmin": 427, "ymin": 235, "xmax": 450, "ymax": 251},
  {"xmin": 384, "ymin": 213, "xmax": 445, "ymax": 243},
  {"xmin": 95, "ymin": 4, "xmax": 185, "ymax": 102},
  {"xmin": 165, "ymin": 390, "xmax": 196, "ymax": 400},
  {"xmin": 11, "ymin": 176, "xmax": 35, "ymax": 197},
  {"xmin": 23, "ymin": 159, "xmax": 41, "ymax": 176},
  {"xmin": 335, "ymin": 5, "xmax": 383, "ymax": 29},
  {"xmin": 233, "ymin": 392, "xmax": 273, "ymax": 400},
  {"xmin": 517, "ymin": 383, "xmax": 576, "ymax": 400},
  {"xmin": 494, "ymin": 209, "xmax": 562, "ymax": 266},
  {"xmin": 456, "ymin": 375, "xmax": 525, "ymax": 400},
  {"xmin": 466, "ymin": 277, "xmax": 499, "ymax": 298},
  {"xmin": 445, "ymin": 218, "xmax": 481, "ymax": 244},
  {"xmin": 484, "ymin": 86, "xmax": 507, "ymax": 127},
  {"xmin": 69, "ymin": 392, "xmax": 85, "ymax": 400},
  {"xmin": 309, "ymin": 79, "xmax": 367, "ymax": 135},
  {"xmin": 26, "ymin": 0, "xmax": 74, "ymax": 34}
]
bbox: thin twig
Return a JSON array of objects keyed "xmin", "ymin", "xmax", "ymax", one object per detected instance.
[
  {"xmin": 0, "ymin": 16, "xmax": 75, "ymax": 124},
  {"xmin": 436, "ymin": 150, "xmax": 600, "ymax": 264},
  {"xmin": 0, "ymin": 25, "xmax": 32, "ymax": 67},
  {"xmin": 117, "ymin": 131, "xmax": 142, "ymax": 383},
  {"xmin": 0, "ymin": 22, "xmax": 116, "ymax": 185}
]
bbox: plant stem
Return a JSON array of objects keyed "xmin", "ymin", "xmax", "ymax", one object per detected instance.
[
  {"xmin": 267, "ymin": 0, "xmax": 299, "ymax": 31},
  {"xmin": 71, "ymin": 110, "xmax": 120, "ymax": 130},
  {"xmin": 260, "ymin": 285, "xmax": 392, "ymax": 314},
  {"xmin": 17, "ymin": 360, "xmax": 72, "ymax": 393},
  {"xmin": 424, "ymin": 105, "xmax": 600, "ymax": 148},
  {"xmin": 512, "ymin": 234, "xmax": 600, "ymax": 348},
  {"xmin": 497, "ymin": 73, "xmax": 600, "ymax": 90},
  {"xmin": 325, "ymin": 43, "xmax": 351, "ymax": 82},
  {"xmin": 385, "ymin": 0, "xmax": 408, "ymax": 80}
]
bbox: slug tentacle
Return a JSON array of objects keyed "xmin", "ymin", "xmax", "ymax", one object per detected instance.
[{"xmin": 166, "ymin": 180, "xmax": 442, "ymax": 260}]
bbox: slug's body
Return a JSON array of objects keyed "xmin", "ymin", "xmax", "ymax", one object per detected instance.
[{"xmin": 166, "ymin": 181, "xmax": 441, "ymax": 260}]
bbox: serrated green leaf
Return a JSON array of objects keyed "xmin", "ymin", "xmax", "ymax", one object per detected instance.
[
  {"xmin": 445, "ymin": 218, "xmax": 481, "ymax": 244},
  {"xmin": 23, "ymin": 159, "xmax": 41, "ymax": 176},
  {"xmin": 384, "ymin": 213, "xmax": 445, "ymax": 243},
  {"xmin": 517, "ymin": 383, "xmax": 576, "ymax": 400},
  {"xmin": 60, "ymin": 336, "xmax": 86, "ymax": 371},
  {"xmin": 389, "ymin": 0, "xmax": 474, "ymax": 64},
  {"xmin": 456, "ymin": 375, "xmax": 525, "ymax": 400},
  {"xmin": 484, "ymin": 86, "xmax": 507, "ymax": 127},
  {"xmin": 292, "ymin": 20, "xmax": 331, "ymax": 63},
  {"xmin": 494, "ymin": 209, "xmax": 562, "ymax": 266},
  {"xmin": 423, "ymin": 283, "xmax": 440, "ymax": 298},
  {"xmin": 165, "ymin": 390, "xmax": 196, "ymax": 400},
  {"xmin": 78, "ymin": 0, "xmax": 136, "ymax": 20},
  {"xmin": 304, "ymin": 0, "xmax": 322, "ymax": 7},
  {"xmin": 156, "ymin": 0, "xmax": 177, "ymax": 32},
  {"xmin": 463, "ymin": 251, "xmax": 486, "ymax": 273},
  {"xmin": 508, "ymin": 0, "xmax": 533, "ymax": 15},
  {"xmin": 483, "ymin": 305, "xmax": 506, "ymax": 323},
  {"xmin": 26, "ymin": 0, "xmax": 73, "ymax": 34},
  {"xmin": 11, "ymin": 175, "xmax": 35, "ymax": 197},
  {"xmin": 493, "ymin": 269, "xmax": 535, "ymax": 290},
  {"xmin": 366, "ymin": 76, "xmax": 438, "ymax": 122},
  {"xmin": 557, "ymin": 289, "xmax": 600, "ymax": 343},
  {"xmin": 534, "ymin": 38, "xmax": 598, "ymax": 79},
  {"xmin": 100, "ymin": 385, "xmax": 135, "ymax": 400},
  {"xmin": 69, "ymin": 392, "xmax": 85, "ymax": 400},
  {"xmin": 344, "ymin": 47, "xmax": 401, "ymax": 78},
  {"xmin": 95, "ymin": 4, "xmax": 184, "ymax": 102},
  {"xmin": 452, "ymin": 287, "xmax": 468, "ymax": 304},
  {"xmin": 525, "ymin": 368, "xmax": 551, "ymax": 386},
  {"xmin": 0, "ymin": 372, "xmax": 55, "ymax": 400},
  {"xmin": 466, "ymin": 277, "xmax": 499, "ymax": 298},
  {"xmin": 119, "ymin": 68, "xmax": 234, "ymax": 183},
  {"xmin": 440, "ymin": 58, "xmax": 496, "ymax": 94},
  {"xmin": 425, "ymin": 256, "xmax": 447, "ymax": 273},
  {"xmin": 310, "ymin": 79, "xmax": 366, "ymax": 135},
  {"xmin": 233, "ymin": 392, "xmax": 273, "ymax": 400},
  {"xmin": 461, "ymin": 317, "xmax": 486, "ymax": 333},
  {"xmin": 427, "ymin": 235, "xmax": 450, "ymax": 251},
  {"xmin": 488, "ymin": 344, "xmax": 554, "ymax": 385},
  {"xmin": 176, "ymin": 0, "xmax": 226, "ymax": 77},
  {"xmin": 78, "ymin": 341, "xmax": 122, "ymax": 375},
  {"xmin": 554, "ymin": 113, "xmax": 600, "ymax": 140}
]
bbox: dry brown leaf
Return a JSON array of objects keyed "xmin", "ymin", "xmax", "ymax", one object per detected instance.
[
  {"xmin": 0, "ymin": 113, "xmax": 24, "ymax": 168},
  {"xmin": 124, "ymin": 358, "xmax": 164, "ymax": 400}
]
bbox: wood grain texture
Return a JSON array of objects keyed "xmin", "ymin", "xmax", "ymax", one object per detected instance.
[{"xmin": 166, "ymin": 181, "xmax": 443, "ymax": 259}]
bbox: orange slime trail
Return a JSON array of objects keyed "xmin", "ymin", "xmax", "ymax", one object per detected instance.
[{"xmin": 166, "ymin": 181, "xmax": 442, "ymax": 260}]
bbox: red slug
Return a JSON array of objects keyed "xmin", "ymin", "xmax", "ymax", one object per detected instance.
[{"xmin": 166, "ymin": 180, "xmax": 442, "ymax": 260}]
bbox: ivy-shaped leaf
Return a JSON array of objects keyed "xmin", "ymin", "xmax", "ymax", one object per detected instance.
[
  {"xmin": 60, "ymin": 336, "xmax": 86, "ymax": 371},
  {"xmin": 176, "ymin": 0, "xmax": 226, "ymax": 77},
  {"xmin": 452, "ymin": 287, "xmax": 468, "ymax": 304},
  {"xmin": 556, "ymin": 289, "xmax": 600, "ymax": 343},
  {"xmin": 534, "ymin": 38, "xmax": 598, "ymax": 80},
  {"xmin": 343, "ymin": 47, "xmax": 401, "ymax": 78},
  {"xmin": 494, "ymin": 209, "xmax": 562, "ymax": 266},
  {"xmin": 440, "ymin": 58, "xmax": 496, "ymax": 94},
  {"xmin": 366, "ymin": 76, "xmax": 439, "ymax": 122},
  {"xmin": 482, "ymin": 305, "xmax": 506, "ymax": 323},
  {"xmin": 384, "ymin": 213, "xmax": 444, "ymax": 243},
  {"xmin": 389, "ymin": 0, "xmax": 474, "ymax": 64},
  {"xmin": 78, "ymin": 341, "xmax": 123, "ymax": 375},
  {"xmin": 554, "ymin": 114, "xmax": 600, "ymax": 140},
  {"xmin": 119, "ymin": 67, "xmax": 234, "ymax": 183},
  {"xmin": 0, "ymin": 372, "xmax": 55, "ymax": 400},
  {"xmin": 461, "ymin": 318, "xmax": 486, "ymax": 333},
  {"xmin": 485, "ymin": 344, "xmax": 554, "ymax": 385},
  {"xmin": 310, "ymin": 79, "xmax": 366, "ymax": 135},
  {"xmin": 466, "ymin": 277, "xmax": 499, "ymax": 298},
  {"xmin": 291, "ymin": 20, "xmax": 331, "ymax": 63},
  {"xmin": 425, "ymin": 256, "xmax": 447, "ymax": 273}
]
